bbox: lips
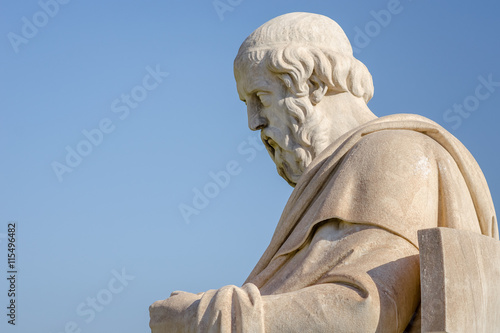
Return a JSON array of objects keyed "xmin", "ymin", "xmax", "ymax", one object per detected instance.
[
  {"xmin": 261, "ymin": 131, "xmax": 298, "ymax": 186},
  {"xmin": 261, "ymin": 133, "xmax": 277, "ymax": 159}
]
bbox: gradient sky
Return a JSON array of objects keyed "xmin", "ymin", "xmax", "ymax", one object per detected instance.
[{"xmin": 1, "ymin": 1, "xmax": 500, "ymax": 332}]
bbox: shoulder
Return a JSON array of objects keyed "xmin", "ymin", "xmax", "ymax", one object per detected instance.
[
  {"xmin": 349, "ymin": 129, "xmax": 447, "ymax": 161},
  {"xmin": 341, "ymin": 129, "xmax": 448, "ymax": 180},
  {"xmin": 357, "ymin": 129, "xmax": 441, "ymax": 152}
]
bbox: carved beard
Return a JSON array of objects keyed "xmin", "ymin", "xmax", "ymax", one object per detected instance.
[
  {"xmin": 261, "ymin": 129, "xmax": 313, "ymax": 186},
  {"xmin": 261, "ymin": 97, "xmax": 328, "ymax": 186}
]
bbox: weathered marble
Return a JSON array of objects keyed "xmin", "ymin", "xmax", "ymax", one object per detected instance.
[
  {"xmin": 419, "ymin": 227, "xmax": 500, "ymax": 333},
  {"xmin": 150, "ymin": 12, "xmax": 498, "ymax": 332}
]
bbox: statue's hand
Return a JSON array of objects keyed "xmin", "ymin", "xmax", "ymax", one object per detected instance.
[{"xmin": 149, "ymin": 291, "xmax": 202, "ymax": 333}]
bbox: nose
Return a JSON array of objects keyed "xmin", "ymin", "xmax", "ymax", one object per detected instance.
[{"xmin": 247, "ymin": 103, "xmax": 268, "ymax": 131}]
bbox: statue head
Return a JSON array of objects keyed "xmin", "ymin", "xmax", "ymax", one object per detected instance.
[{"xmin": 234, "ymin": 12, "xmax": 377, "ymax": 186}]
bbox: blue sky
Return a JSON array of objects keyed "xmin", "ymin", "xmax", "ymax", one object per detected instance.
[{"xmin": 1, "ymin": 1, "xmax": 499, "ymax": 332}]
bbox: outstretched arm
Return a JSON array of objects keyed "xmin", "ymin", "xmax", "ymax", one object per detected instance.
[{"xmin": 150, "ymin": 225, "xmax": 420, "ymax": 333}]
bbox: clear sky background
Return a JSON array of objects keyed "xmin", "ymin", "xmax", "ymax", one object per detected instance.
[{"xmin": 1, "ymin": 1, "xmax": 499, "ymax": 332}]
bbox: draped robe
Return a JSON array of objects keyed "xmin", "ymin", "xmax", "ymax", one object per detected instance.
[{"xmin": 150, "ymin": 114, "xmax": 498, "ymax": 333}]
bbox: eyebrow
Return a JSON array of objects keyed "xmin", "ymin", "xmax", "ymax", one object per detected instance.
[
  {"xmin": 250, "ymin": 89, "xmax": 271, "ymax": 95},
  {"xmin": 239, "ymin": 89, "xmax": 271, "ymax": 103},
  {"xmin": 237, "ymin": 79, "xmax": 271, "ymax": 101},
  {"xmin": 242, "ymin": 86, "xmax": 271, "ymax": 99}
]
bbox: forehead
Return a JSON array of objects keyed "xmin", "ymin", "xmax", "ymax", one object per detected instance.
[{"xmin": 235, "ymin": 59, "xmax": 278, "ymax": 98}]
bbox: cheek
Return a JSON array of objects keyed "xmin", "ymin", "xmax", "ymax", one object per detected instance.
[
  {"xmin": 276, "ymin": 98, "xmax": 288, "ymax": 113},
  {"xmin": 271, "ymin": 101, "xmax": 291, "ymax": 126}
]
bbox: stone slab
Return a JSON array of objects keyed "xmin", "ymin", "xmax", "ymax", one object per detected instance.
[{"xmin": 419, "ymin": 227, "xmax": 500, "ymax": 333}]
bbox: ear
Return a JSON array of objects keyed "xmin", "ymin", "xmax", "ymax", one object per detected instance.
[{"xmin": 308, "ymin": 74, "xmax": 328, "ymax": 105}]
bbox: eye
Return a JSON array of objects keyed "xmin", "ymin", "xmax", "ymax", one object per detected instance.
[{"xmin": 256, "ymin": 92, "xmax": 271, "ymax": 106}]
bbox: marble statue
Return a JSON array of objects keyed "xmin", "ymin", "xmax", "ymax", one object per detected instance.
[{"xmin": 149, "ymin": 12, "xmax": 498, "ymax": 332}]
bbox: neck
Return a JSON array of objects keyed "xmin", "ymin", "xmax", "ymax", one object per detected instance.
[{"xmin": 316, "ymin": 92, "xmax": 377, "ymax": 148}]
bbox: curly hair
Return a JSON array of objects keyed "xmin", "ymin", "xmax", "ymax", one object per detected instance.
[{"xmin": 234, "ymin": 13, "xmax": 374, "ymax": 106}]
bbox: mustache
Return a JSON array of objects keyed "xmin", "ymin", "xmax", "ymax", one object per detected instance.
[
  {"xmin": 261, "ymin": 127, "xmax": 314, "ymax": 170},
  {"xmin": 261, "ymin": 127, "xmax": 291, "ymax": 153}
]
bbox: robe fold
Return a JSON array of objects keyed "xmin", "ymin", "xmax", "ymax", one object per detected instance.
[{"xmin": 151, "ymin": 114, "xmax": 498, "ymax": 333}]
